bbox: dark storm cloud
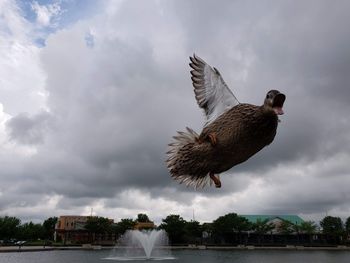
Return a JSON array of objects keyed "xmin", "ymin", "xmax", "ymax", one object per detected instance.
[
  {"xmin": 2, "ymin": 0, "xmax": 350, "ymax": 222},
  {"xmin": 259, "ymin": 160, "xmax": 350, "ymax": 218},
  {"xmin": 173, "ymin": 0, "xmax": 350, "ymax": 175},
  {"xmin": 38, "ymin": 29, "xmax": 190, "ymax": 191},
  {"xmin": 6, "ymin": 111, "xmax": 52, "ymax": 145}
]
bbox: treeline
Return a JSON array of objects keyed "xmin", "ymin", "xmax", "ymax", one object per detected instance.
[
  {"xmin": 1, "ymin": 213, "xmax": 350, "ymax": 246},
  {"xmin": 158, "ymin": 214, "xmax": 350, "ymax": 245},
  {"xmin": 0, "ymin": 216, "xmax": 57, "ymax": 244}
]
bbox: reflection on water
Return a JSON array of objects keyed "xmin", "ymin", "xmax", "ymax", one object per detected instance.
[
  {"xmin": 0, "ymin": 249, "xmax": 350, "ymax": 263},
  {"xmin": 103, "ymin": 256, "xmax": 176, "ymax": 261}
]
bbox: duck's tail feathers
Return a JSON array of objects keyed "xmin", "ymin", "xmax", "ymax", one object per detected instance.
[
  {"xmin": 166, "ymin": 127, "xmax": 211, "ymax": 189},
  {"xmin": 171, "ymin": 173, "xmax": 211, "ymax": 189}
]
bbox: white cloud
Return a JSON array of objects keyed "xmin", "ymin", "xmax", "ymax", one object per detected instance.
[
  {"xmin": 0, "ymin": 103, "xmax": 38, "ymax": 157},
  {"xmin": 0, "ymin": 103, "xmax": 11, "ymax": 147},
  {"xmin": 0, "ymin": 0, "xmax": 47, "ymax": 115},
  {"xmin": 31, "ymin": 1, "xmax": 62, "ymax": 28},
  {"xmin": 0, "ymin": 0, "xmax": 47, "ymax": 159}
]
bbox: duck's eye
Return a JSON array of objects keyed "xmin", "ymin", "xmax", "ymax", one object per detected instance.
[{"xmin": 266, "ymin": 94, "xmax": 270, "ymax": 99}]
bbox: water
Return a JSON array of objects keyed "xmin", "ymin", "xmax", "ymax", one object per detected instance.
[
  {"xmin": 104, "ymin": 230, "xmax": 173, "ymax": 260},
  {"xmin": 1, "ymin": 249, "xmax": 350, "ymax": 263}
]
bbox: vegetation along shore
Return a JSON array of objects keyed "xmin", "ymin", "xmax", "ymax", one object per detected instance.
[{"xmin": 1, "ymin": 212, "xmax": 350, "ymax": 249}]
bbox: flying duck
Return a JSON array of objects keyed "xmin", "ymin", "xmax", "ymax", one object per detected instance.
[{"xmin": 167, "ymin": 54, "xmax": 286, "ymax": 189}]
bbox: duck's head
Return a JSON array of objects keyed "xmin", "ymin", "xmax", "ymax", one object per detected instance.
[{"xmin": 264, "ymin": 90, "xmax": 286, "ymax": 115}]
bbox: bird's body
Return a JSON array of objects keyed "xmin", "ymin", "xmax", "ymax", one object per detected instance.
[{"xmin": 167, "ymin": 54, "xmax": 285, "ymax": 188}]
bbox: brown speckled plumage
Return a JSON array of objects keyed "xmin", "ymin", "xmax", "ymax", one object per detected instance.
[{"xmin": 166, "ymin": 54, "xmax": 285, "ymax": 188}]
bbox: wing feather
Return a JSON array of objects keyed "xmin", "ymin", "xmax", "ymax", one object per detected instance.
[{"xmin": 189, "ymin": 54, "xmax": 239, "ymax": 126}]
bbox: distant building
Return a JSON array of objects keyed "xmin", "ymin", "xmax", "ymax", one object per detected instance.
[
  {"xmin": 55, "ymin": 215, "xmax": 89, "ymax": 243},
  {"xmin": 56, "ymin": 216, "xmax": 89, "ymax": 231},
  {"xmin": 55, "ymin": 215, "xmax": 115, "ymax": 244},
  {"xmin": 240, "ymin": 214, "xmax": 304, "ymax": 234}
]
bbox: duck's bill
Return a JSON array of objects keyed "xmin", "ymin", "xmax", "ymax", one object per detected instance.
[
  {"xmin": 273, "ymin": 93, "xmax": 285, "ymax": 115},
  {"xmin": 274, "ymin": 107, "xmax": 284, "ymax": 115}
]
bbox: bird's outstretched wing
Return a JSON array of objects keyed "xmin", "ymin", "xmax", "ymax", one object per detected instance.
[{"xmin": 189, "ymin": 54, "xmax": 239, "ymax": 126}]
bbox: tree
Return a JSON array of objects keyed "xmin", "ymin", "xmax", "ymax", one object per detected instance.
[
  {"xmin": 201, "ymin": 223, "xmax": 213, "ymax": 242},
  {"xmin": 114, "ymin": 218, "xmax": 136, "ymax": 237},
  {"xmin": 212, "ymin": 213, "xmax": 251, "ymax": 244},
  {"xmin": 136, "ymin": 214, "xmax": 151, "ymax": 223},
  {"xmin": 320, "ymin": 216, "xmax": 344, "ymax": 236},
  {"xmin": 278, "ymin": 220, "xmax": 294, "ymax": 235},
  {"xmin": 42, "ymin": 217, "xmax": 58, "ymax": 240},
  {"xmin": 159, "ymin": 215, "xmax": 186, "ymax": 244},
  {"xmin": 0, "ymin": 216, "xmax": 21, "ymax": 240},
  {"xmin": 345, "ymin": 217, "xmax": 350, "ymax": 235},
  {"xmin": 277, "ymin": 220, "xmax": 295, "ymax": 244},
  {"xmin": 234, "ymin": 216, "xmax": 252, "ymax": 233},
  {"xmin": 252, "ymin": 219, "xmax": 274, "ymax": 245},
  {"xmin": 299, "ymin": 221, "xmax": 317, "ymax": 244},
  {"xmin": 320, "ymin": 216, "xmax": 344, "ymax": 244},
  {"xmin": 84, "ymin": 216, "xmax": 112, "ymax": 243},
  {"xmin": 184, "ymin": 220, "xmax": 202, "ymax": 243},
  {"xmin": 212, "ymin": 213, "xmax": 251, "ymax": 234},
  {"xmin": 17, "ymin": 222, "xmax": 44, "ymax": 241},
  {"xmin": 300, "ymin": 221, "xmax": 317, "ymax": 234},
  {"xmin": 212, "ymin": 213, "xmax": 236, "ymax": 235},
  {"xmin": 253, "ymin": 219, "xmax": 275, "ymax": 235}
]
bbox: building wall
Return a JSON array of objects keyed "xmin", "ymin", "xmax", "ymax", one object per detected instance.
[
  {"xmin": 56, "ymin": 215, "xmax": 89, "ymax": 231},
  {"xmin": 270, "ymin": 218, "xmax": 284, "ymax": 234},
  {"xmin": 55, "ymin": 215, "xmax": 115, "ymax": 244},
  {"xmin": 134, "ymin": 222, "xmax": 156, "ymax": 230}
]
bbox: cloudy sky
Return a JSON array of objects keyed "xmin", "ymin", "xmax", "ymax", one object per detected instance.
[{"xmin": 1, "ymin": 0, "xmax": 350, "ymax": 224}]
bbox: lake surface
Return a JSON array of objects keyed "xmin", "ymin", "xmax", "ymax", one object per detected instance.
[{"xmin": 1, "ymin": 249, "xmax": 350, "ymax": 263}]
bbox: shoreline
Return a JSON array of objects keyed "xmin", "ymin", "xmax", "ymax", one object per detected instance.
[{"xmin": 1, "ymin": 245, "xmax": 350, "ymax": 253}]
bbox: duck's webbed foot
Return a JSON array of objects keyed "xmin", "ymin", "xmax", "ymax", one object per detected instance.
[
  {"xmin": 208, "ymin": 132, "xmax": 217, "ymax": 146},
  {"xmin": 209, "ymin": 172, "xmax": 221, "ymax": 188}
]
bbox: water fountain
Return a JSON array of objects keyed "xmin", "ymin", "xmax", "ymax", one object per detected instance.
[{"xmin": 104, "ymin": 229, "xmax": 175, "ymax": 261}]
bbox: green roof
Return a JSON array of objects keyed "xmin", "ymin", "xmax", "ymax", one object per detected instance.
[{"xmin": 240, "ymin": 215, "xmax": 304, "ymax": 225}]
